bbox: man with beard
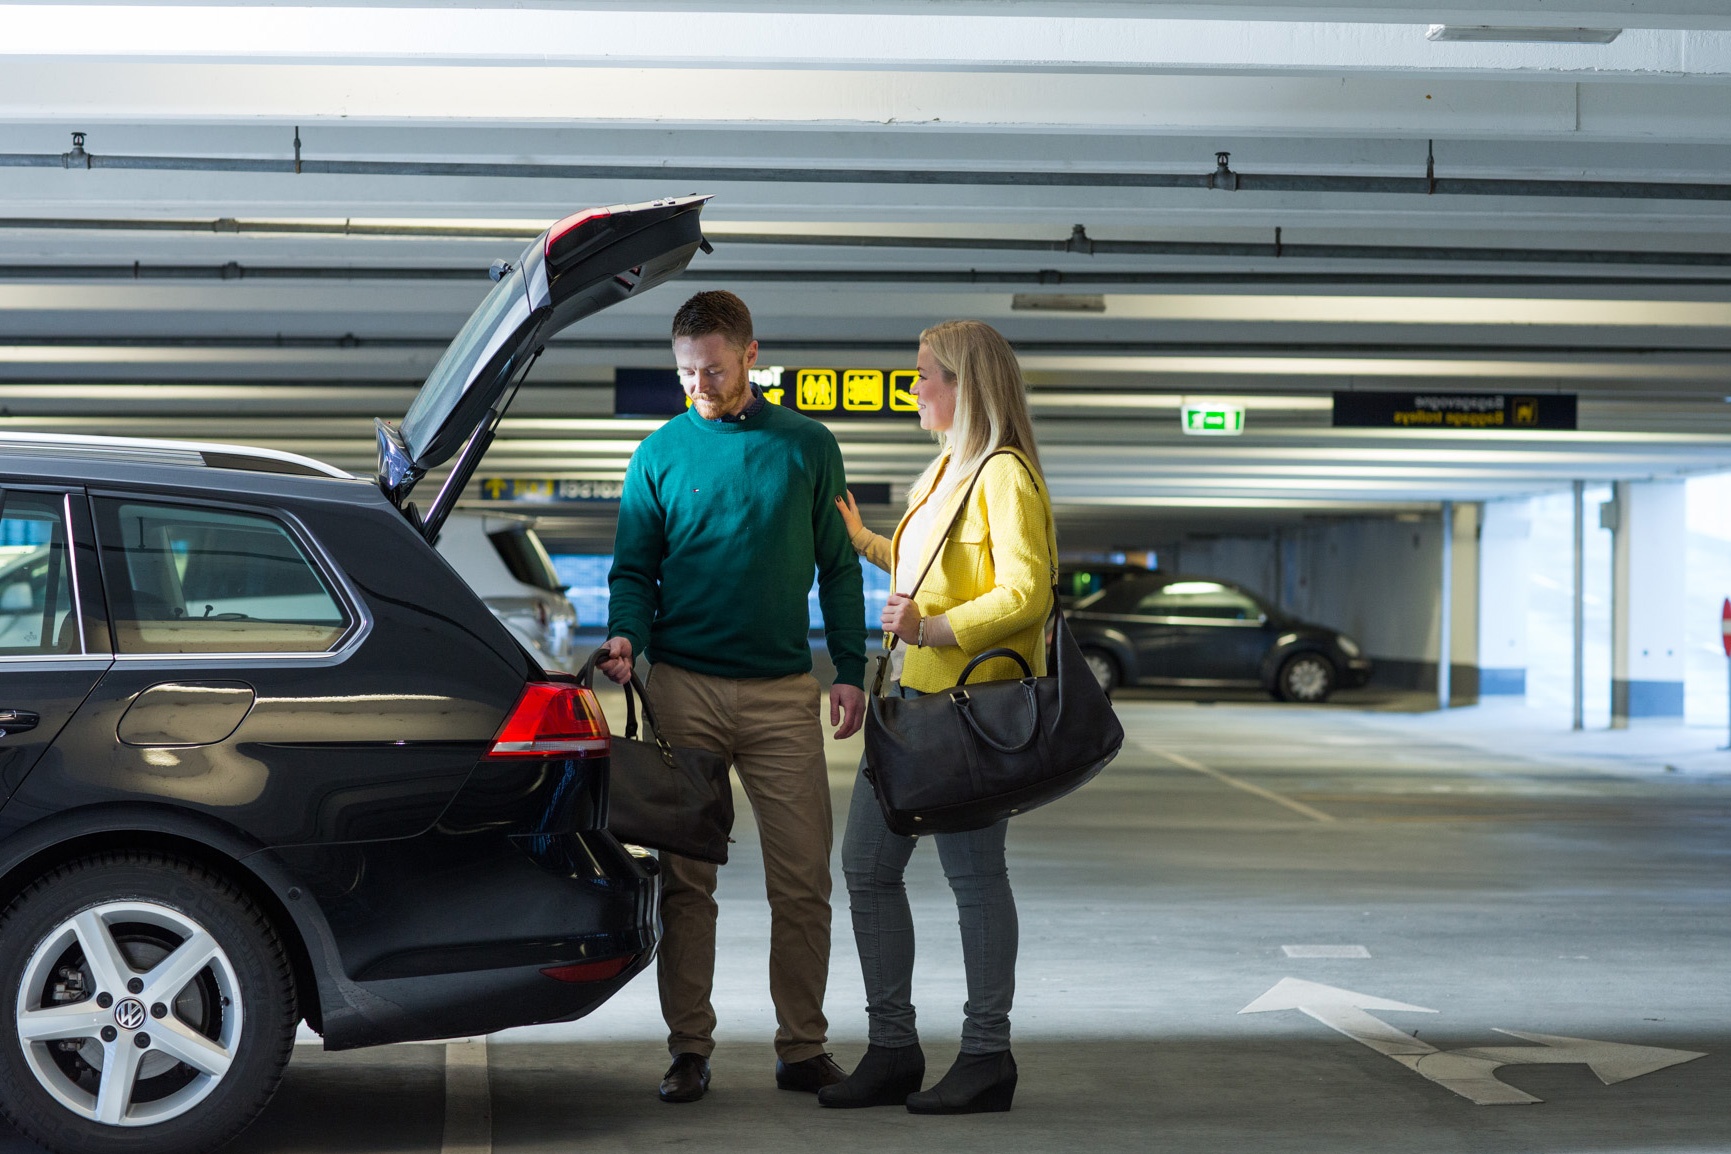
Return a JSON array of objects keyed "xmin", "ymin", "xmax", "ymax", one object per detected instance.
[{"xmin": 598, "ymin": 290, "xmax": 866, "ymax": 1103}]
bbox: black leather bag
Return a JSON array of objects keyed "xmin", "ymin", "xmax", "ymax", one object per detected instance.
[
  {"xmin": 862, "ymin": 452, "xmax": 1124, "ymax": 836},
  {"xmin": 577, "ymin": 649, "xmax": 734, "ymax": 864}
]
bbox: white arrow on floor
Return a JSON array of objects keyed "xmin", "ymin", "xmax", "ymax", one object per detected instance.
[{"xmin": 1240, "ymin": 977, "xmax": 1706, "ymax": 1105}]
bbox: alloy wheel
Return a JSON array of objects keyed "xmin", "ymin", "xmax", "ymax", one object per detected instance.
[
  {"xmin": 1283, "ymin": 655, "xmax": 1333, "ymax": 703},
  {"xmin": 15, "ymin": 901, "xmax": 242, "ymax": 1128},
  {"xmin": 1083, "ymin": 650, "xmax": 1118, "ymax": 693}
]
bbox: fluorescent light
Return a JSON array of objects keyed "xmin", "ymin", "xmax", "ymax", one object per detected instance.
[
  {"xmin": 1012, "ymin": 294, "xmax": 1106, "ymax": 314},
  {"xmin": 1027, "ymin": 393, "xmax": 1331, "ymax": 411},
  {"xmin": 1100, "ymin": 294, "xmax": 1731, "ymax": 327},
  {"xmin": 1019, "ymin": 355, "xmax": 1731, "ymax": 380},
  {"xmin": 1426, "ymin": 25, "xmax": 1622, "ymax": 44}
]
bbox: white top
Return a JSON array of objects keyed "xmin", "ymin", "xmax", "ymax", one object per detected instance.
[{"xmin": 890, "ymin": 465, "xmax": 958, "ymax": 681}]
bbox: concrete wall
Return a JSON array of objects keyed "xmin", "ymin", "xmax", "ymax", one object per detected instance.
[
  {"xmin": 1163, "ymin": 509, "xmax": 1477, "ymax": 702},
  {"xmin": 1162, "ymin": 535, "xmax": 1279, "ymax": 603},
  {"xmin": 1283, "ymin": 516, "xmax": 1442, "ymax": 688}
]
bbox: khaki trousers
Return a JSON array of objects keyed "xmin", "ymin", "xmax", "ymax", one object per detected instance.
[{"xmin": 643, "ymin": 661, "xmax": 833, "ymax": 1063}]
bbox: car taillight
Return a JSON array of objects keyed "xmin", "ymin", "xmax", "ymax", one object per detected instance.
[
  {"xmin": 545, "ymin": 207, "xmax": 612, "ymax": 258},
  {"xmin": 541, "ymin": 955, "xmax": 635, "ymax": 983},
  {"xmin": 488, "ymin": 682, "xmax": 609, "ymax": 758}
]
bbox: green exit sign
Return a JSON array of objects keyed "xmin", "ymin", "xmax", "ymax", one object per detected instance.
[{"xmin": 1181, "ymin": 403, "xmax": 1245, "ymax": 436}]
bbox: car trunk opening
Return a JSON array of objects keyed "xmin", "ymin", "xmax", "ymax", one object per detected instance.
[{"xmin": 377, "ymin": 194, "xmax": 711, "ymax": 539}]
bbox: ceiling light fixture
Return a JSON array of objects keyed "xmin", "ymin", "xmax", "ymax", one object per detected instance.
[{"xmin": 1426, "ymin": 25, "xmax": 1622, "ymax": 44}]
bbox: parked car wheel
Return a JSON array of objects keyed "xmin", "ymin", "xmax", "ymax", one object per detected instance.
[
  {"xmin": 1082, "ymin": 647, "xmax": 1121, "ymax": 694},
  {"xmin": 1277, "ymin": 653, "xmax": 1336, "ymax": 703},
  {"xmin": 0, "ymin": 853, "xmax": 296, "ymax": 1154}
]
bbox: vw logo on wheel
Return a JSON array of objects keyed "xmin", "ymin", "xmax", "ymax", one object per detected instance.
[{"xmin": 113, "ymin": 998, "xmax": 148, "ymax": 1031}]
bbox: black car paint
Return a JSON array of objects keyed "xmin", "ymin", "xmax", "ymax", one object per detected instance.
[
  {"xmin": 0, "ymin": 197, "xmax": 711, "ymax": 1073},
  {"xmin": 1067, "ymin": 574, "xmax": 1372, "ymax": 694},
  {"xmin": 0, "ymin": 458, "xmax": 655, "ymax": 1052}
]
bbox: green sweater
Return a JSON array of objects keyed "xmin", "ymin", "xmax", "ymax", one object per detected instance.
[{"xmin": 607, "ymin": 403, "xmax": 866, "ymax": 687}]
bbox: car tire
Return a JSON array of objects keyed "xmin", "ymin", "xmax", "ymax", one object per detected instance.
[
  {"xmin": 1082, "ymin": 647, "xmax": 1120, "ymax": 694},
  {"xmin": 1277, "ymin": 653, "xmax": 1336, "ymax": 703},
  {"xmin": 0, "ymin": 852, "xmax": 296, "ymax": 1154}
]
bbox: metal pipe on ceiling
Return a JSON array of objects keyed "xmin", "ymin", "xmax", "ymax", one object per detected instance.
[
  {"xmin": 8, "ymin": 336, "xmax": 1731, "ymax": 357},
  {"xmin": 6, "ymin": 216, "xmax": 1731, "ymax": 273},
  {"xmin": 6, "ymin": 262, "xmax": 1731, "ymax": 288},
  {"xmin": 7, "ymin": 142, "xmax": 1731, "ymax": 202}
]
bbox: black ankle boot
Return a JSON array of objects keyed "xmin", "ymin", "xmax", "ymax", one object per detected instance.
[
  {"xmin": 905, "ymin": 1050, "xmax": 1016, "ymax": 1115},
  {"xmin": 817, "ymin": 1043, "xmax": 927, "ymax": 1109}
]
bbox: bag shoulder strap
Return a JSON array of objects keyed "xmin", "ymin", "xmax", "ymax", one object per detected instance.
[
  {"xmin": 900, "ymin": 448, "xmax": 1038, "ymax": 605},
  {"xmin": 872, "ymin": 448, "xmax": 1050, "ymax": 697}
]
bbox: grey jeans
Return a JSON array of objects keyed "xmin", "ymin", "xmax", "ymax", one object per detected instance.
[{"xmin": 842, "ymin": 688, "xmax": 1019, "ymax": 1054}]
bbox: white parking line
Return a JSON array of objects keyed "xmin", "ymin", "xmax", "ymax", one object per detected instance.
[
  {"xmin": 442, "ymin": 1038, "xmax": 492, "ymax": 1154},
  {"xmin": 1144, "ymin": 746, "xmax": 1336, "ymax": 823}
]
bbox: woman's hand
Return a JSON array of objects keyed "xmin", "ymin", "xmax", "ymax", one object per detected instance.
[
  {"xmin": 834, "ymin": 491, "xmax": 865, "ymax": 539},
  {"xmin": 882, "ymin": 595, "xmax": 958, "ymax": 648},
  {"xmin": 881, "ymin": 593, "xmax": 922, "ymax": 645}
]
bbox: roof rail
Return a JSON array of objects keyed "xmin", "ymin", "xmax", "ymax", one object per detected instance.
[{"xmin": 0, "ymin": 432, "xmax": 352, "ymax": 479}]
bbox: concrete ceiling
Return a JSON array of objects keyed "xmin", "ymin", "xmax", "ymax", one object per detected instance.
[{"xmin": 2, "ymin": 0, "xmax": 1730, "ymax": 530}]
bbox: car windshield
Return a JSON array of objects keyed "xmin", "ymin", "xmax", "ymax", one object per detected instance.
[{"xmin": 399, "ymin": 256, "xmax": 532, "ymax": 462}]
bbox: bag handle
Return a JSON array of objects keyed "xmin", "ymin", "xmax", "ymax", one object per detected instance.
[
  {"xmin": 576, "ymin": 646, "xmax": 676, "ymax": 766},
  {"xmin": 957, "ymin": 647, "xmax": 1033, "ymax": 685},
  {"xmin": 871, "ymin": 448, "xmax": 1050, "ymax": 697}
]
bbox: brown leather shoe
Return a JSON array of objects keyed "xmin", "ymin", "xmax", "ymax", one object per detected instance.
[
  {"xmin": 659, "ymin": 1052, "xmax": 711, "ymax": 1103},
  {"xmin": 775, "ymin": 1053, "xmax": 846, "ymax": 1092}
]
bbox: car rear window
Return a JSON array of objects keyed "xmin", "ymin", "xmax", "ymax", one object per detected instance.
[
  {"xmin": 0, "ymin": 491, "xmax": 76, "ymax": 656},
  {"xmin": 488, "ymin": 527, "xmax": 564, "ymax": 593},
  {"xmin": 1132, "ymin": 580, "xmax": 1262, "ymax": 620},
  {"xmin": 94, "ymin": 499, "xmax": 351, "ymax": 654}
]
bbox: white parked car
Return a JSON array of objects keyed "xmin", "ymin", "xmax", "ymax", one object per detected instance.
[{"xmin": 434, "ymin": 511, "xmax": 577, "ymax": 670}]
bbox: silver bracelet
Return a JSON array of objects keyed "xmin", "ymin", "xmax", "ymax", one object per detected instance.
[{"xmin": 916, "ymin": 618, "xmax": 925, "ymax": 648}]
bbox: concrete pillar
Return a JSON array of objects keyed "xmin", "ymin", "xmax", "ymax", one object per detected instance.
[
  {"xmin": 1477, "ymin": 499, "xmax": 1531, "ymax": 697},
  {"xmin": 1572, "ymin": 480, "xmax": 1585, "ymax": 731},
  {"xmin": 1447, "ymin": 501, "xmax": 1480, "ymax": 706},
  {"xmin": 1610, "ymin": 480, "xmax": 1687, "ymax": 726},
  {"xmin": 1438, "ymin": 501, "xmax": 1452, "ymax": 710}
]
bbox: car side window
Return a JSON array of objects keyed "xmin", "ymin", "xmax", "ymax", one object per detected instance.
[
  {"xmin": 0, "ymin": 492, "xmax": 77, "ymax": 656},
  {"xmin": 1133, "ymin": 581, "xmax": 1263, "ymax": 621},
  {"xmin": 94, "ymin": 498, "xmax": 351, "ymax": 654}
]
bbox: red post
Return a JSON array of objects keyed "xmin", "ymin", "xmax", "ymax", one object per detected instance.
[{"xmin": 1722, "ymin": 599, "xmax": 1731, "ymax": 750}]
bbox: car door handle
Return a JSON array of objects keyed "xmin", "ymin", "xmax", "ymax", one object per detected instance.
[{"xmin": 0, "ymin": 710, "xmax": 40, "ymax": 735}]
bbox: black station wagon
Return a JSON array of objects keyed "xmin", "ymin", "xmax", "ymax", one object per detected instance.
[{"xmin": 0, "ymin": 195, "xmax": 710, "ymax": 1154}]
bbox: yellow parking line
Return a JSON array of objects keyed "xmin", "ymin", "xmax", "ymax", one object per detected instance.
[{"xmin": 1145, "ymin": 746, "xmax": 1336, "ymax": 823}]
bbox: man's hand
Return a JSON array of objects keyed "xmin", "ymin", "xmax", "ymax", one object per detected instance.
[
  {"xmin": 830, "ymin": 683, "xmax": 866, "ymax": 740},
  {"xmin": 597, "ymin": 637, "xmax": 635, "ymax": 685}
]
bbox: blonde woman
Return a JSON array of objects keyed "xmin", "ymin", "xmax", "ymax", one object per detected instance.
[{"xmin": 820, "ymin": 320, "xmax": 1054, "ymax": 1115}]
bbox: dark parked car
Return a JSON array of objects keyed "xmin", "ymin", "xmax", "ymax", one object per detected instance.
[
  {"xmin": 1058, "ymin": 561, "xmax": 1156, "ymax": 608},
  {"xmin": 1067, "ymin": 574, "xmax": 1371, "ymax": 702},
  {"xmin": 0, "ymin": 195, "xmax": 709, "ymax": 1154}
]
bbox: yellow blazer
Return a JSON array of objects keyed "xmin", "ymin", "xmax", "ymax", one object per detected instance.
[{"xmin": 852, "ymin": 446, "xmax": 1056, "ymax": 694}]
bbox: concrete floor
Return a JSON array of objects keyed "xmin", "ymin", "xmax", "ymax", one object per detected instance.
[{"xmin": 7, "ymin": 695, "xmax": 1727, "ymax": 1152}]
